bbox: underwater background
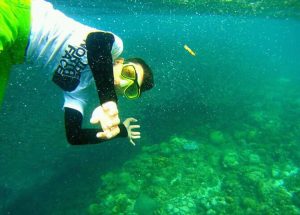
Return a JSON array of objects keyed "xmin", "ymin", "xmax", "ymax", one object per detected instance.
[{"xmin": 1, "ymin": 0, "xmax": 300, "ymax": 214}]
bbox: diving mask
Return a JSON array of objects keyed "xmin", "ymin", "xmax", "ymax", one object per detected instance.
[{"xmin": 120, "ymin": 64, "xmax": 140, "ymax": 100}]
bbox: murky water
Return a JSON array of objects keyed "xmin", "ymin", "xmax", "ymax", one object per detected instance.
[{"xmin": 1, "ymin": 1, "xmax": 300, "ymax": 214}]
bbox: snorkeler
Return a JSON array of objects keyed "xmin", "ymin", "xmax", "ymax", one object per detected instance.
[{"xmin": 0, "ymin": 0, "xmax": 154, "ymax": 145}]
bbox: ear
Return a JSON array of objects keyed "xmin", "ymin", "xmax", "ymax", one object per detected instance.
[{"xmin": 114, "ymin": 57, "xmax": 124, "ymax": 65}]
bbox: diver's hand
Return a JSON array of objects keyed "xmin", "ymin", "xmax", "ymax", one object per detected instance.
[
  {"xmin": 123, "ymin": 118, "xmax": 140, "ymax": 146},
  {"xmin": 90, "ymin": 101, "xmax": 120, "ymax": 139}
]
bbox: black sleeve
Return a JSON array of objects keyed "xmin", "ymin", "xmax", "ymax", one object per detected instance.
[
  {"xmin": 86, "ymin": 32, "xmax": 117, "ymax": 105},
  {"xmin": 64, "ymin": 107, "xmax": 128, "ymax": 145}
]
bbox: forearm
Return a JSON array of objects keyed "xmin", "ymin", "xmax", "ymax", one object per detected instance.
[
  {"xmin": 64, "ymin": 107, "xmax": 127, "ymax": 145},
  {"xmin": 86, "ymin": 32, "xmax": 117, "ymax": 104}
]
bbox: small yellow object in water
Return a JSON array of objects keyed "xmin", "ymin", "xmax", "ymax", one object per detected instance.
[{"xmin": 184, "ymin": 44, "xmax": 196, "ymax": 56}]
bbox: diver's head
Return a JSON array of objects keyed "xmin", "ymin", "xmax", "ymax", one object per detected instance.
[{"xmin": 113, "ymin": 58, "xmax": 154, "ymax": 100}]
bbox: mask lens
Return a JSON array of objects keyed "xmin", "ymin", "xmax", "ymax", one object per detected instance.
[
  {"xmin": 124, "ymin": 83, "xmax": 140, "ymax": 99},
  {"xmin": 121, "ymin": 65, "xmax": 136, "ymax": 80}
]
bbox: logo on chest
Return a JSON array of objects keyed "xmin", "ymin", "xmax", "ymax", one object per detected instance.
[{"xmin": 52, "ymin": 42, "xmax": 88, "ymax": 92}]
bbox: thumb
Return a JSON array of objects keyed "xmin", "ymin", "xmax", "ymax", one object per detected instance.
[
  {"xmin": 129, "ymin": 118, "xmax": 138, "ymax": 122},
  {"xmin": 125, "ymin": 118, "xmax": 137, "ymax": 124}
]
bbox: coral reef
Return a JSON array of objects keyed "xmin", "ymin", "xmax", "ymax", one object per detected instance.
[{"xmin": 87, "ymin": 131, "xmax": 300, "ymax": 214}]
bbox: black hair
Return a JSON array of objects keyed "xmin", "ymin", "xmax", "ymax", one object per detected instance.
[{"xmin": 126, "ymin": 58, "xmax": 154, "ymax": 93}]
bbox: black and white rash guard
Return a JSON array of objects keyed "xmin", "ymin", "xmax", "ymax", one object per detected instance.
[{"xmin": 26, "ymin": 0, "xmax": 127, "ymax": 144}]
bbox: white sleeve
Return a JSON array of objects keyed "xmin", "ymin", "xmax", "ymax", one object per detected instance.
[
  {"xmin": 63, "ymin": 89, "xmax": 89, "ymax": 115},
  {"xmin": 111, "ymin": 33, "xmax": 123, "ymax": 60}
]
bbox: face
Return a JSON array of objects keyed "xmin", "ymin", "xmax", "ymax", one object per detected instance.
[{"xmin": 113, "ymin": 59, "xmax": 144, "ymax": 99}]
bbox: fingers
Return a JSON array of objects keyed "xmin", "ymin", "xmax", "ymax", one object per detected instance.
[
  {"xmin": 128, "ymin": 125, "xmax": 140, "ymax": 137},
  {"xmin": 90, "ymin": 103, "xmax": 120, "ymax": 132},
  {"xmin": 130, "ymin": 139, "xmax": 136, "ymax": 146},
  {"xmin": 102, "ymin": 101, "xmax": 118, "ymax": 116},
  {"xmin": 101, "ymin": 102, "xmax": 120, "ymax": 129},
  {"xmin": 130, "ymin": 131, "xmax": 140, "ymax": 139},
  {"xmin": 97, "ymin": 126, "xmax": 120, "ymax": 139},
  {"xmin": 129, "ymin": 134, "xmax": 140, "ymax": 146},
  {"xmin": 123, "ymin": 118, "xmax": 138, "ymax": 127},
  {"xmin": 111, "ymin": 126, "xmax": 120, "ymax": 136},
  {"xmin": 96, "ymin": 132, "xmax": 107, "ymax": 139},
  {"xmin": 90, "ymin": 103, "xmax": 122, "ymax": 141},
  {"xmin": 127, "ymin": 117, "xmax": 138, "ymax": 122},
  {"xmin": 131, "ymin": 130, "xmax": 141, "ymax": 137},
  {"xmin": 101, "ymin": 116, "xmax": 120, "ymax": 130},
  {"xmin": 111, "ymin": 117, "xmax": 121, "ymax": 127},
  {"xmin": 129, "ymin": 125, "xmax": 140, "ymax": 130}
]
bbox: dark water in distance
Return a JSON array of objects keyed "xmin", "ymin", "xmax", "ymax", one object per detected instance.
[{"xmin": 0, "ymin": 0, "xmax": 300, "ymax": 214}]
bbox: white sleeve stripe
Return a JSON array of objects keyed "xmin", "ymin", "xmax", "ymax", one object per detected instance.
[
  {"xmin": 112, "ymin": 34, "xmax": 123, "ymax": 59},
  {"xmin": 63, "ymin": 102, "xmax": 84, "ymax": 116}
]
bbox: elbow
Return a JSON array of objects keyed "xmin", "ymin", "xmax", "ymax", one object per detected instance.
[{"xmin": 66, "ymin": 134, "xmax": 82, "ymax": 145}]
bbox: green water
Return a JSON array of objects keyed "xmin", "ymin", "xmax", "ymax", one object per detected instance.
[{"xmin": 0, "ymin": 0, "xmax": 300, "ymax": 214}]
